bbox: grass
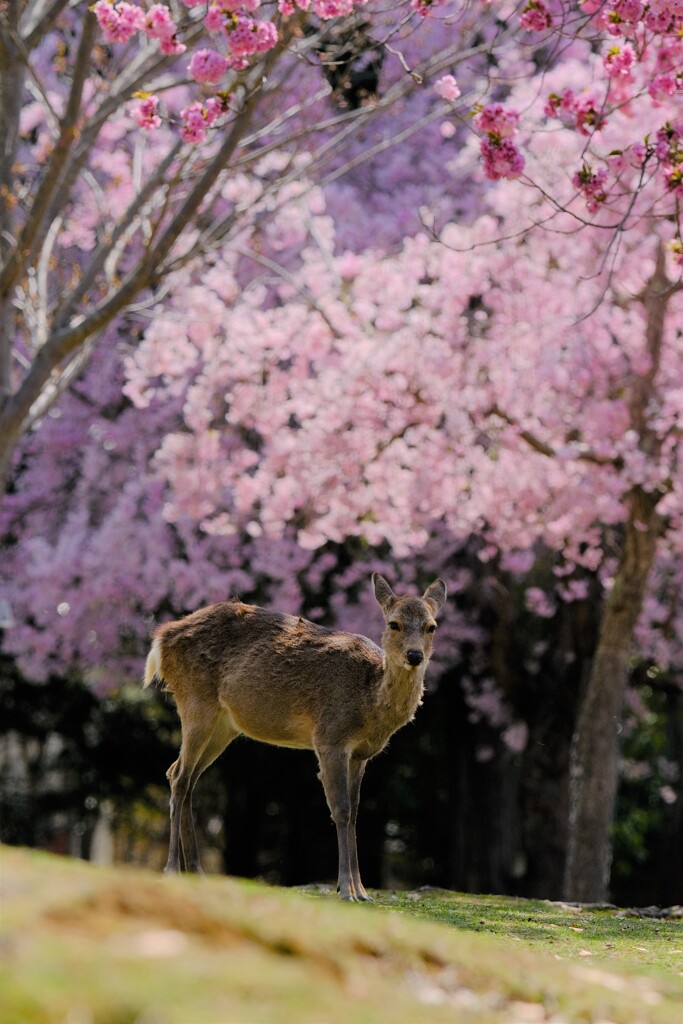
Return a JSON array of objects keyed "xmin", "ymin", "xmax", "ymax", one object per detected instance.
[
  {"xmin": 1, "ymin": 845, "xmax": 682, "ymax": 1024},
  {"xmin": 377, "ymin": 888, "xmax": 683, "ymax": 976}
]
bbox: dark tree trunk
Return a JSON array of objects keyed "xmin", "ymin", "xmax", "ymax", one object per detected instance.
[
  {"xmin": 564, "ymin": 244, "xmax": 676, "ymax": 904},
  {"xmin": 661, "ymin": 687, "xmax": 683, "ymax": 905},
  {"xmin": 564, "ymin": 488, "xmax": 660, "ymax": 901},
  {"xmin": 518, "ymin": 596, "xmax": 596, "ymax": 899}
]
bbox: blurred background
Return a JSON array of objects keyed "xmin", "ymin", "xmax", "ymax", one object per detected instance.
[
  {"xmin": 2, "ymin": 2, "xmax": 683, "ymax": 911},
  {"xmin": 2, "ymin": 535, "xmax": 681, "ymax": 906}
]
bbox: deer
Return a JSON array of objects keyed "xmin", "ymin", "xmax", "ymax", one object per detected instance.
[{"xmin": 143, "ymin": 572, "xmax": 447, "ymax": 901}]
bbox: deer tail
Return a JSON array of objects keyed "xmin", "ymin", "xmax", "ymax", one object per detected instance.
[{"xmin": 144, "ymin": 635, "xmax": 163, "ymax": 688}]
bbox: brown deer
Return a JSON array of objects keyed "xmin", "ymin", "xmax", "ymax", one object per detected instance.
[{"xmin": 144, "ymin": 573, "xmax": 446, "ymax": 901}]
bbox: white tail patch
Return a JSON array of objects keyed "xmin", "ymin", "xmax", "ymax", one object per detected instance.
[{"xmin": 144, "ymin": 636, "xmax": 162, "ymax": 688}]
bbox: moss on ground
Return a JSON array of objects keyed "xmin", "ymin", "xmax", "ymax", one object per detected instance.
[{"xmin": 1, "ymin": 846, "xmax": 682, "ymax": 1024}]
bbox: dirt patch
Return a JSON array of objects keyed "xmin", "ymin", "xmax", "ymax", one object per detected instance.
[
  {"xmin": 41, "ymin": 877, "xmax": 345, "ymax": 979},
  {"xmin": 44, "ymin": 880, "xmax": 236, "ymax": 942}
]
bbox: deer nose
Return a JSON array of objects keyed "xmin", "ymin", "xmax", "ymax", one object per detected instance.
[{"xmin": 406, "ymin": 649, "xmax": 424, "ymax": 666}]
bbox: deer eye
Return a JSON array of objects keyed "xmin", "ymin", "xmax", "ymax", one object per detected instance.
[
  {"xmin": 388, "ymin": 621, "xmax": 401, "ymax": 631},
  {"xmin": 426, "ymin": 623, "xmax": 437, "ymax": 633}
]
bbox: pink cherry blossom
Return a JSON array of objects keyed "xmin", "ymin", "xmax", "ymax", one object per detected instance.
[
  {"xmin": 189, "ymin": 49, "xmax": 228, "ymax": 84},
  {"xmin": 603, "ymin": 43, "xmax": 636, "ymax": 80},
  {"xmin": 180, "ymin": 101, "xmax": 209, "ymax": 143},
  {"xmin": 434, "ymin": 75, "xmax": 461, "ymax": 101},
  {"xmin": 520, "ymin": 0, "xmax": 553, "ymax": 32},
  {"xmin": 544, "ymin": 88, "xmax": 606, "ymax": 135},
  {"xmin": 572, "ymin": 163, "xmax": 610, "ymax": 213},
  {"xmin": 410, "ymin": 0, "xmax": 447, "ymax": 15},
  {"xmin": 204, "ymin": 95, "xmax": 229, "ymax": 124},
  {"xmin": 204, "ymin": 6, "xmax": 228, "ymax": 33},
  {"xmin": 480, "ymin": 136, "xmax": 525, "ymax": 180},
  {"xmin": 144, "ymin": 3, "xmax": 177, "ymax": 39},
  {"xmin": 131, "ymin": 94, "xmax": 162, "ymax": 130},
  {"xmin": 93, "ymin": 1, "xmax": 145, "ymax": 44},
  {"xmin": 160, "ymin": 36, "xmax": 187, "ymax": 56},
  {"xmin": 214, "ymin": 0, "xmax": 262, "ymax": 9},
  {"xmin": 227, "ymin": 16, "xmax": 278, "ymax": 57},
  {"xmin": 475, "ymin": 104, "xmax": 525, "ymax": 180},
  {"xmin": 476, "ymin": 103, "xmax": 521, "ymax": 139},
  {"xmin": 143, "ymin": 3, "xmax": 185, "ymax": 54}
]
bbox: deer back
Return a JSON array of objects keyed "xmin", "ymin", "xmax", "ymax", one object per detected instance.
[{"xmin": 154, "ymin": 601, "xmax": 386, "ymax": 750}]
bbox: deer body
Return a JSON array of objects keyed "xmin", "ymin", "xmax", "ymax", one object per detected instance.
[{"xmin": 145, "ymin": 573, "xmax": 446, "ymax": 900}]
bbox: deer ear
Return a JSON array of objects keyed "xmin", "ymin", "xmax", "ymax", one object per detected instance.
[
  {"xmin": 422, "ymin": 578, "xmax": 447, "ymax": 614},
  {"xmin": 372, "ymin": 573, "xmax": 397, "ymax": 614}
]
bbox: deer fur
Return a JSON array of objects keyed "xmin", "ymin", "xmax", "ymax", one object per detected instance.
[{"xmin": 144, "ymin": 572, "xmax": 446, "ymax": 901}]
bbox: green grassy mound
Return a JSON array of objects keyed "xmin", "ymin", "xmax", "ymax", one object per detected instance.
[{"xmin": 1, "ymin": 846, "xmax": 681, "ymax": 1023}]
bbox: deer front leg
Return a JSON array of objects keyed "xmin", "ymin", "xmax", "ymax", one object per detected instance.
[
  {"xmin": 348, "ymin": 756, "xmax": 371, "ymax": 902},
  {"xmin": 316, "ymin": 745, "xmax": 359, "ymax": 901}
]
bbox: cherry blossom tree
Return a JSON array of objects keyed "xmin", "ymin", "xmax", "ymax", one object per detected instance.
[
  {"xmin": 3, "ymin": 0, "xmax": 683, "ymax": 495},
  {"xmin": 118, "ymin": 82, "xmax": 683, "ymax": 898},
  {"xmin": 2, "ymin": 0, "xmax": 683, "ymax": 903},
  {"xmin": 0, "ymin": 0, "xmax": 499, "ymax": 489}
]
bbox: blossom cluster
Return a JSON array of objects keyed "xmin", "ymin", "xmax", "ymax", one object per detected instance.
[
  {"xmin": 131, "ymin": 94, "xmax": 162, "ymax": 130},
  {"xmin": 520, "ymin": 0, "xmax": 553, "ymax": 32},
  {"xmin": 180, "ymin": 96, "xmax": 230, "ymax": 143},
  {"xmin": 410, "ymin": 0, "xmax": 448, "ymax": 17},
  {"xmin": 648, "ymin": 40, "xmax": 683, "ymax": 101},
  {"xmin": 475, "ymin": 104, "xmax": 525, "ymax": 180},
  {"xmin": 572, "ymin": 163, "xmax": 609, "ymax": 214},
  {"xmin": 188, "ymin": 48, "xmax": 229, "ymax": 84},
  {"xmin": 544, "ymin": 88, "xmax": 606, "ymax": 136},
  {"xmin": 642, "ymin": 0, "xmax": 683, "ymax": 35},
  {"xmin": 593, "ymin": 0, "xmax": 683, "ymax": 37},
  {"xmin": 434, "ymin": 74, "xmax": 461, "ymax": 102},
  {"xmin": 597, "ymin": 0, "xmax": 646, "ymax": 36},
  {"xmin": 94, "ymin": 1, "xmax": 185, "ymax": 55},
  {"xmin": 603, "ymin": 42, "xmax": 636, "ymax": 80},
  {"xmin": 656, "ymin": 121, "xmax": 683, "ymax": 195}
]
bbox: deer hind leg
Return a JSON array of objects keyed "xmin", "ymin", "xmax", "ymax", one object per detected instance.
[
  {"xmin": 348, "ymin": 756, "xmax": 371, "ymax": 902},
  {"xmin": 165, "ymin": 702, "xmax": 230, "ymax": 875},
  {"xmin": 180, "ymin": 716, "xmax": 240, "ymax": 873},
  {"xmin": 316, "ymin": 745, "xmax": 360, "ymax": 901}
]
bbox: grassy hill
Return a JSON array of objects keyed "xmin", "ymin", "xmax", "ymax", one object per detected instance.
[{"xmin": 1, "ymin": 845, "xmax": 682, "ymax": 1024}]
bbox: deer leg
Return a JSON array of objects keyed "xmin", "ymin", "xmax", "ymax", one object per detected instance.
[
  {"xmin": 348, "ymin": 757, "xmax": 371, "ymax": 902},
  {"xmin": 165, "ymin": 703, "xmax": 221, "ymax": 874},
  {"xmin": 316, "ymin": 745, "xmax": 359, "ymax": 900},
  {"xmin": 180, "ymin": 717, "xmax": 239, "ymax": 873}
]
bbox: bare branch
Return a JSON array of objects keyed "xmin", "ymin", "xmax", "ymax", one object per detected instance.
[
  {"xmin": 21, "ymin": 0, "xmax": 72, "ymax": 49},
  {"xmin": 0, "ymin": 10, "xmax": 98, "ymax": 297},
  {"xmin": 233, "ymin": 243, "xmax": 343, "ymax": 339},
  {"xmin": 0, "ymin": 1, "xmax": 25, "ymax": 403},
  {"xmin": 488, "ymin": 403, "xmax": 619, "ymax": 467},
  {"xmin": 20, "ymin": 334, "xmax": 98, "ymax": 434},
  {"xmin": 53, "ymin": 139, "xmax": 185, "ymax": 328},
  {"xmin": 0, "ymin": 39, "xmax": 291, "ymax": 443}
]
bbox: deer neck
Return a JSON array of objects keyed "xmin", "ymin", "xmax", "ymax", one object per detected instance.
[{"xmin": 378, "ymin": 655, "xmax": 427, "ymax": 719}]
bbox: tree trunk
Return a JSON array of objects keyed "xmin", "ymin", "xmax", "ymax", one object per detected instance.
[
  {"xmin": 564, "ymin": 486, "xmax": 660, "ymax": 901},
  {"xmin": 564, "ymin": 241, "xmax": 678, "ymax": 903}
]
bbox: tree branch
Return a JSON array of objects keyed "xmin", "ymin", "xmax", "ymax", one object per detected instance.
[
  {"xmin": 0, "ymin": 37, "xmax": 291, "ymax": 446},
  {"xmin": 53, "ymin": 139, "xmax": 185, "ymax": 328},
  {"xmin": 0, "ymin": 10, "xmax": 98, "ymax": 298},
  {"xmin": 488, "ymin": 403, "xmax": 620, "ymax": 467},
  {"xmin": 21, "ymin": 0, "xmax": 72, "ymax": 50},
  {"xmin": 0, "ymin": 0, "xmax": 25, "ymax": 403}
]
